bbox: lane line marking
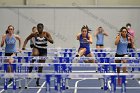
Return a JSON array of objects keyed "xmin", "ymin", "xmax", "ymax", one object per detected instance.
[
  {"xmin": 0, "ymin": 79, "xmax": 23, "ymax": 93},
  {"xmin": 36, "ymin": 81, "xmax": 46, "ymax": 93},
  {"xmin": 74, "ymin": 79, "xmax": 86, "ymax": 93}
]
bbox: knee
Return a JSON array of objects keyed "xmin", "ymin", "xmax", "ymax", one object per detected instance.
[
  {"xmin": 83, "ymin": 48, "xmax": 87, "ymax": 52},
  {"xmin": 32, "ymin": 51, "xmax": 39, "ymax": 56}
]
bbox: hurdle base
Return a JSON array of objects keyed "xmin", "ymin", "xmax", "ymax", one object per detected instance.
[
  {"xmin": 101, "ymin": 87, "xmax": 103, "ymax": 90},
  {"xmin": 132, "ymin": 78, "xmax": 135, "ymax": 80},
  {"xmin": 25, "ymin": 86, "xmax": 28, "ymax": 89},
  {"xmin": 65, "ymin": 86, "xmax": 69, "ymax": 89}
]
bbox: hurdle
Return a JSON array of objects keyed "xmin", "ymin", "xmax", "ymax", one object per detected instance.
[
  {"xmin": 1, "ymin": 72, "xmax": 140, "ymax": 93},
  {"xmin": 1, "ymin": 48, "xmax": 140, "ymax": 93},
  {"xmin": 1, "ymin": 59, "xmax": 140, "ymax": 93}
]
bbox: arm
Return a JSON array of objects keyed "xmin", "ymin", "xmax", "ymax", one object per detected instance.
[
  {"xmin": 15, "ymin": 34, "xmax": 22, "ymax": 49},
  {"xmin": 87, "ymin": 34, "xmax": 93, "ymax": 44},
  {"xmin": 94, "ymin": 30, "xmax": 99, "ymax": 36},
  {"xmin": 31, "ymin": 37, "xmax": 34, "ymax": 44},
  {"xmin": 46, "ymin": 32, "xmax": 54, "ymax": 44},
  {"xmin": 1, "ymin": 34, "xmax": 6, "ymax": 47},
  {"xmin": 131, "ymin": 29, "xmax": 135, "ymax": 39},
  {"xmin": 103, "ymin": 31, "xmax": 108, "ymax": 36},
  {"xmin": 130, "ymin": 36, "xmax": 135, "ymax": 49},
  {"xmin": 76, "ymin": 33, "xmax": 80, "ymax": 40},
  {"xmin": 115, "ymin": 35, "xmax": 120, "ymax": 45},
  {"xmin": 22, "ymin": 33, "xmax": 34, "ymax": 49}
]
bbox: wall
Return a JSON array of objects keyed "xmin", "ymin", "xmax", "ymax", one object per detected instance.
[
  {"xmin": 0, "ymin": 0, "xmax": 140, "ymax": 6},
  {"xmin": 0, "ymin": 7, "xmax": 139, "ymax": 49}
]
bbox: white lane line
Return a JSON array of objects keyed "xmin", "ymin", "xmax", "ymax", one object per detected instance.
[
  {"xmin": 36, "ymin": 81, "xmax": 46, "ymax": 93},
  {"xmin": 136, "ymin": 78, "xmax": 140, "ymax": 85},
  {"xmin": 138, "ymin": 80, "xmax": 140, "ymax": 85},
  {"xmin": 0, "ymin": 79, "xmax": 23, "ymax": 93},
  {"xmin": 107, "ymin": 80, "xmax": 111, "ymax": 90},
  {"xmin": 74, "ymin": 79, "xmax": 86, "ymax": 93},
  {"xmin": 36, "ymin": 78, "xmax": 54, "ymax": 93}
]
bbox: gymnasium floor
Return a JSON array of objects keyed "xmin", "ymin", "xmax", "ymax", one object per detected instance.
[{"xmin": 0, "ymin": 67, "xmax": 140, "ymax": 93}]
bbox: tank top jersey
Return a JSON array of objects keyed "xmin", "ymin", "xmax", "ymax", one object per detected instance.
[
  {"xmin": 5, "ymin": 35, "xmax": 16, "ymax": 53},
  {"xmin": 34, "ymin": 34, "xmax": 47, "ymax": 49},
  {"xmin": 79, "ymin": 33, "xmax": 90, "ymax": 48},
  {"xmin": 116, "ymin": 36, "xmax": 128, "ymax": 55}
]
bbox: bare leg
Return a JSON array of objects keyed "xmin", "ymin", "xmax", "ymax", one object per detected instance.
[
  {"xmin": 85, "ymin": 53, "xmax": 94, "ymax": 63},
  {"xmin": 100, "ymin": 46, "xmax": 104, "ymax": 49},
  {"xmin": 28, "ymin": 48, "xmax": 39, "ymax": 73},
  {"xmin": 115, "ymin": 59, "xmax": 121, "ymax": 85},
  {"xmin": 96, "ymin": 45, "xmax": 100, "ymax": 49},
  {"xmin": 115, "ymin": 60, "xmax": 121, "ymax": 73},
  {"xmin": 122, "ymin": 55, "xmax": 128, "ymax": 73},
  {"xmin": 36, "ymin": 59, "xmax": 45, "ymax": 86},
  {"xmin": 76, "ymin": 48, "xmax": 86, "ymax": 57},
  {"xmin": 7, "ymin": 53, "xmax": 16, "ymax": 73},
  {"xmin": 7, "ymin": 53, "xmax": 16, "ymax": 83}
]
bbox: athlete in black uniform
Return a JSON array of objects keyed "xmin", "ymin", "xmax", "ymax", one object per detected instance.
[{"xmin": 22, "ymin": 23, "xmax": 54, "ymax": 86}]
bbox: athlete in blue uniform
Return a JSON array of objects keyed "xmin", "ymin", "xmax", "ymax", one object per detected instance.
[
  {"xmin": 115, "ymin": 27, "xmax": 132, "ymax": 85},
  {"xmin": 1, "ymin": 25, "xmax": 22, "ymax": 83},
  {"xmin": 22, "ymin": 23, "xmax": 54, "ymax": 86},
  {"xmin": 115, "ymin": 27, "xmax": 130, "ymax": 73},
  {"xmin": 94, "ymin": 27, "xmax": 108, "ymax": 49},
  {"xmin": 76, "ymin": 25, "xmax": 94, "ymax": 63}
]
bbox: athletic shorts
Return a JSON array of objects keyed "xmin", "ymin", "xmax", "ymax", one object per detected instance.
[{"xmin": 96, "ymin": 44, "xmax": 104, "ymax": 46}]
